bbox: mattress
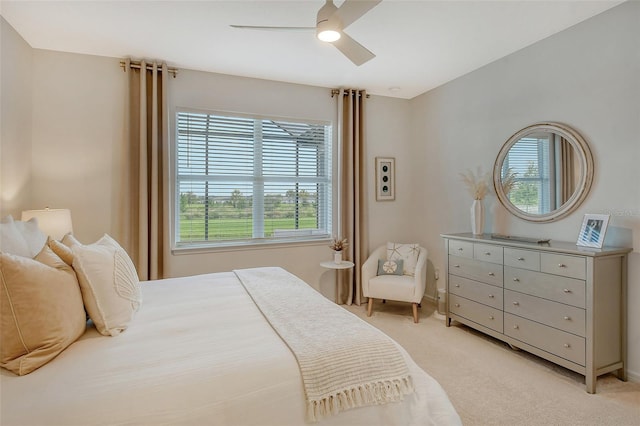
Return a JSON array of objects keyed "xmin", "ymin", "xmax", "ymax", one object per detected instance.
[{"xmin": 0, "ymin": 271, "xmax": 460, "ymax": 425}]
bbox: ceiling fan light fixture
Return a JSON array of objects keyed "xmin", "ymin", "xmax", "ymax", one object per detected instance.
[
  {"xmin": 317, "ymin": 28, "xmax": 341, "ymax": 42},
  {"xmin": 232, "ymin": 0, "xmax": 379, "ymax": 65},
  {"xmin": 316, "ymin": 0, "xmax": 341, "ymax": 42}
]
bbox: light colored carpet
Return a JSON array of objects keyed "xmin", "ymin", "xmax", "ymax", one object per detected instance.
[{"xmin": 344, "ymin": 300, "xmax": 640, "ymax": 426}]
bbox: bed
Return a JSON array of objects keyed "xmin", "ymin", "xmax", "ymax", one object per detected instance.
[{"xmin": 1, "ymin": 219, "xmax": 460, "ymax": 425}]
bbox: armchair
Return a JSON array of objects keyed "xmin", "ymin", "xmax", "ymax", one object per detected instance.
[{"xmin": 362, "ymin": 244, "xmax": 428, "ymax": 323}]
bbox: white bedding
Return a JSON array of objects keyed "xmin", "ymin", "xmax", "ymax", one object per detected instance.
[{"xmin": 0, "ymin": 271, "xmax": 460, "ymax": 426}]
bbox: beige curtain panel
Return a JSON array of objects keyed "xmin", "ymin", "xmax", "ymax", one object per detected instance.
[
  {"xmin": 338, "ymin": 88, "xmax": 369, "ymax": 306},
  {"xmin": 560, "ymin": 137, "xmax": 575, "ymax": 204},
  {"xmin": 122, "ymin": 59, "xmax": 170, "ymax": 281}
]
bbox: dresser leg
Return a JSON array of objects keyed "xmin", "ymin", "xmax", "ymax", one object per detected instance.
[
  {"xmin": 615, "ymin": 367, "xmax": 627, "ymax": 382},
  {"xmin": 586, "ymin": 375, "xmax": 596, "ymax": 394}
]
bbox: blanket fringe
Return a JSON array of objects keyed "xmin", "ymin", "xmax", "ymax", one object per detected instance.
[{"xmin": 306, "ymin": 376, "xmax": 414, "ymax": 423}]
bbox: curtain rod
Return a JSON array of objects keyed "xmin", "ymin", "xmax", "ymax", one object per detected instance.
[
  {"xmin": 331, "ymin": 89, "xmax": 370, "ymax": 98},
  {"xmin": 120, "ymin": 60, "xmax": 178, "ymax": 78}
]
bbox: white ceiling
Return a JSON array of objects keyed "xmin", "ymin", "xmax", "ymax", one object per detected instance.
[{"xmin": 0, "ymin": 0, "xmax": 623, "ymax": 99}]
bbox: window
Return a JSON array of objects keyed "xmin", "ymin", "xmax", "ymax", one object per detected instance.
[
  {"xmin": 175, "ymin": 110, "xmax": 332, "ymax": 247},
  {"xmin": 502, "ymin": 134, "xmax": 552, "ymax": 214}
]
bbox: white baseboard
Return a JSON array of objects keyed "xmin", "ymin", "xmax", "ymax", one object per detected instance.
[
  {"xmin": 422, "ymin": 294, "xmax": 437, "ymax": 303},
  {"xmin": 627, "ymin": 369, "xmax": 640, "ymax": 383}
]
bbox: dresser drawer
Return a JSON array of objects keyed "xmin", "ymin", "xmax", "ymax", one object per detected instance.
[
  {"xmin": 449, "ymin": 255, "xmax": 503, "ymax": 287},
  {"xmin": 541, "ymin": 253, "xmax": 586, "ymax": 280},
  {"xmin": 504, "ymin": 266, "xmax": 586, "ymax": 309},
  {"xmin": 450, "ymin": 294, "xmax": 503, "ymax": 333},
  {"xmin": 504, "ymin": 248, "xmax": 540, "ymax": 271},
  {"xmin": 505, "ymin": 313, "xmax": 585, "ymax": 366},
  {"xmin": 504, "ymin": 290, "xmax": 585, "ymax": 336},
  {"xmin": 473, "ymin": 244, "xmax": 504, "ymax": 265},
  {"xmin": 448, "ymin": 240, "xmax": 474, "ymax": 258},
  {"xmin": 449, "ymin": 275, "xmax": 503, "ymax": 310}
]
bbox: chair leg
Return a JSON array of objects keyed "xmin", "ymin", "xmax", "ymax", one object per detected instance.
[
  {"xmin": 367, "ymin": 298, "xmax": 374, "ymax": 317},
  {"xmin": 412, "ymin": 303, "xmax": 419, "ymax": 323}
]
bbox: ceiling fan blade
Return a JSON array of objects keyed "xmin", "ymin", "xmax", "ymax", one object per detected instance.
[
  {"xmin": 332, "ymin": 32, "xmax": 375, "ymax": 66},
  {"xmin": 230, "ymin": 25, "xmax": 314, "ymax": 32},
  {"xmin": 335, "ymin": 0, "xmax": 382, "ymax": 28}
]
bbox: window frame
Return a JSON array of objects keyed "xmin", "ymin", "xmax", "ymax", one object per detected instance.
[
  {"xmin": 502, "ymin": 135, "xmax": 554, "ymax": 215},
  {"xmin": 171, "ymin": 107, "xmax": 334, "ymax": 252}
]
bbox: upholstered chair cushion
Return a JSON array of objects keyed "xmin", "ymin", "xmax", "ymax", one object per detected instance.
[
  {"xmin": 368, "ymin": 275, "xmax": 417, "ymax": 301},
  {"xmin": 386, "ymin": 242, "xmax": 420, "ymax": 276},
  {"xmin": 377, "ymin": 259, "xmax": 404, "ymax": 276}
]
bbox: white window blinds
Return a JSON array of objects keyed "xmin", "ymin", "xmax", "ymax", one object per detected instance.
[
  {"xmin": 502, "ymin": 136, "xmax": 552, "ymax": 214},
  {"xmin": 176, "ymin": 111, "xmax": 332, "ymax": 246}
]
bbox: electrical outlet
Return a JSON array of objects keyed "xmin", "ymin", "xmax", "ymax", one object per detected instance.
[{"xmin": 434, "ymin": 268, "xmax": 440, "ymax": 280}]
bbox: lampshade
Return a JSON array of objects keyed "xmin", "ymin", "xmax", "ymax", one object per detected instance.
[{"xmin": 21, "ymin": 208, "xmax": 73, "ymax": 240}]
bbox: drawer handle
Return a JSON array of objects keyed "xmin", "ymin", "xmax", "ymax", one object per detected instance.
[
  {"xmin": 454, "ymin": 284, "xmax": 460, "ymax": 288},
  {"xmin": 563, "ymin": 288, "xmax": 572, "ymax": 293},
  {"xmin": 563, "ymin": 316, "xmax": 571, "ymax": 321},
  {"xmin": 488, "ymin": 272, "xmax": 495, "ymax": 276},
  {"xmin": 517, "ymin": 257, "xmax": 525, "ymax": 261},
  {"xmin": 513, "ymin": 325, "xmax": 519, "ymax": 330},
  {"xmin": 488, "ymin": 294, "xmax": 494, "ymax": 298},
  {"xmin": 454, "ymin": 264, "xmax": 460, "ymax": 268},
  {"xmin": 489, "ymin": 315, "xmax": 494, "ymax": 320},
  {"xmin": 484, "ymin": 252, "xmax": 491, "ymax": 256},
  {"xmin": 454, "ymin": 303, "xmax": 460, "ymax": 307},
  {"xmin": 513, "ymin": 278, "xmax": 520, "ymax": 282},
  {"xmin": 513, "ymin": 301, "xmax": 520, "ymax": 306},
  {"xmin": 558, "ymin": 263, "xmax": 567, "ymax": 268},
  {"xmin": 564, "ymin": 343, "xmax": 571, "ymax": 348},
  {"xmin": 458, "ymin": 247, "xmax": 464, "ymax": 251}
]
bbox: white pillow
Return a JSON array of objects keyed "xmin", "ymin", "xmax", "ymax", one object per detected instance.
[
  {"xmin": 70, "ymin": 234, "xmax": 141, "ymax": 336},
  {"xmin": 0, "ymin": 215, "xmax": 31, "ymax": 257},
  {"xmin": 387, "ymin": 242, "xmax": 421, "ymax": 276},
  {"xmin": 15, "ymin": 217, "xmax": 48, "ymax": 258}
]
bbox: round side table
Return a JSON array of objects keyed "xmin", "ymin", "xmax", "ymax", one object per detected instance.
[{"xmin": 320, "ymin": 260, "xmax": 355, "ymax": 303}]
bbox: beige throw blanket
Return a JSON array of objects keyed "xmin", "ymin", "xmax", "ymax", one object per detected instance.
[{"xmin": 234, "ymin": 267, "xmax": 414, "ymax": 422}]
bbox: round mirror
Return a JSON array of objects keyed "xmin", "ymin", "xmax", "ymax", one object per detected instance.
[{"xmin": 493, "ymin": 122, "xmax": 594, "ymax": 222}]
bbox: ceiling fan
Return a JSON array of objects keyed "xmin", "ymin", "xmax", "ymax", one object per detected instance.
[{"xmin": 230, "ymin": 0, "xmax": 382, "ymax": 66}]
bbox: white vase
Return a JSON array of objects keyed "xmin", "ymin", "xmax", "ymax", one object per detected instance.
[
  {"xmin": 471, "ymin": 199, "xmax": 484, "ymax": 235},
  {"xmin": 334, "ymin": 251, "xmax": 343, "ymax": 264}
]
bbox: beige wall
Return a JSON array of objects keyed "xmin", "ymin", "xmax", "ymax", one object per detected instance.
[
  {"xmin": 1, "ymin": 18, "xmax": 32, "ymax": 217},
  {"xmin": 410, "ymin": 1, "xmax": 640, "ymax": 380},
  {"xmin": 30, "ymin": 50, "xmax": 127, "ymax": 243}
]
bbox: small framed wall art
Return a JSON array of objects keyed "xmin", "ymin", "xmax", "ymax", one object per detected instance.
[
  {"xmin": 576, "ymin": 213, "xmax": 610, "ymax": 248},
  {"xmin": 375, "ymin": 157, "xmax": 395, "ymax": 201}
]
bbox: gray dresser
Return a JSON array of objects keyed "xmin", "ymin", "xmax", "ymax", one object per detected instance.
[{"xmin": 441, "ymin": 233, "xmax": 632, "ymax": 393}]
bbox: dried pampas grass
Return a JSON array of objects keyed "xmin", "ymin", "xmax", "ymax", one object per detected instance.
[
  {"xmin": 460, "ymin": 167, "xmax": 491, "ymax": 200},
  {"xmin": 501, "ymin": 168, "xmax": 518, "ymax": 195}
]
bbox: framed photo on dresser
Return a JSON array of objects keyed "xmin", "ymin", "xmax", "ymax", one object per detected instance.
[{"xmin": 576, "ymin": 213, "xmax": 610, "ymax": 248}]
